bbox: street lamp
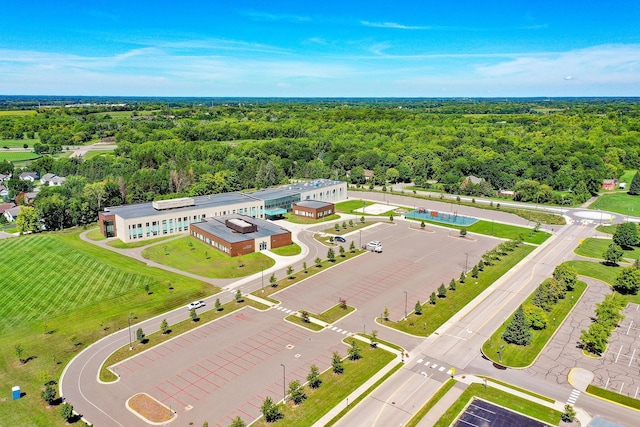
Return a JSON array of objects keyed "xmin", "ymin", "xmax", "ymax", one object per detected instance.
[
  {"xmin": 404, "ymin": 291, "xmax": 408, "ymax": 320},
  {"xmin": 280, "ymin": 363, "xmax": 286, "ymax": 402},
  {"xmin": 465, "ymin": 253, "xmax": 469, "ymax": 272},
  {"xmin": 127, "ymin": 314, "xmax": 133, "ymax": 350}
]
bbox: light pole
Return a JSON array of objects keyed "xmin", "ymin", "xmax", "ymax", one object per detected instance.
[
  {"xmin": 127, "ymin": 314, "xmax": 133, "ymax": 350},
  {"xmin": 280, "ymin": 363, "xmax": 286, "ymax": 402},
  {"xmin": 404, "ymin": 291, "xmax": 408, "ymax": 320}
]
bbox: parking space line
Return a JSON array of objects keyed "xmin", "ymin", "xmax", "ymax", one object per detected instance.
[
  {"xmin": 629, "ymin": 348, "xmax": 636, "ymax": 367},
  {"xmin": 431, "ymin": 363, "xmax": 438, "ymax": 369},
  {"xmin": 615, "ymin": 345, "xmax": 624, "ymax": 363},
  {"xmin": 417, "ymin": 358, "xmax": 423, "ymax": 364},
  {"xmin": 627, "ymin": 320, "xmax": 634, "ymax": 335}
]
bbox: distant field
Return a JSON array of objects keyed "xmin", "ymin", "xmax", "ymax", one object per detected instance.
[
  {"xmin": 0, "ymin": 110, "xmax": 37, "ymax": 116},
  {"xmin": 0, "ymin": 151, "xmax": 40, "ymax": 162},
  {"xmin": 83, "ymin": 149, "xmax": 115, "ymax": 160},
  {"xmin": 0, "ymin": 138, "xmax": 39, "ymax": 148},
  {"xmin": 92, "ymin": 110, "xmax": 160, "ymax": 118},
  {"xmin": 620, "ymin": 170, "xmax": 637, "ymax": 186},
  {"xmin": 589, "ymin": 192, "xmax": 640, "ymax": 216}
]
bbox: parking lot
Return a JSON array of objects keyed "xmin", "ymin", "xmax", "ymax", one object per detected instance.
[
  {"xmin": 454, "ymin": 399, "xmax": 549, "ymax": 427},
  {"xmin": 108, "ymin": 219, "xmax": 501, "ymax": 426}
]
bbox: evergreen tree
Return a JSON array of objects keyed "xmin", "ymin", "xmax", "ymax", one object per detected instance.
[
  {"xmin": 160, "ymin": 319, "xmax": 170, "ymax": 334},
  {"xmin": 41, "ymin": 384, "xmax": 56, "ymax": 406},
  {"xmin": 332, "ymin": 351, "xmax": 344, "ymax": 374},
  {"xmin": 629, "ymin": 172, "xmax": 640, "ymax": 195},
  {"xmin": 449, "ymin": 279, "xmax": 456, "ymax": 291},
  {"xmin": 307, "ymin": 364, "xmax": 322, "ymax": 389},
  {"xmin": 438, "ymin": 283, "xmax": 447, "ymax": 298},
  {"xmin": 190, "ymin": 307, "xmax": 198, "ymax": 321},
  {"xmin": 502, "ymin": 305, "xmax": 532, "ymax": 345},
  {"xmin": 235, "ymin": 289, "xmax": 243, "ymax": 302},
  {"xmin": 471, "ymin": 265, "xmax": 479, "ymax": 278},
  {"xmin": 60, "ymin": 403, "xmax": 74, "ymax": 423},
  {"xmin": 288, "ymin": 379, "xmax": 307, "ymax": 405},
  {"xmin": 414, "ymin": 301, "xmax": 422, "ymax": 315},
  {"xmin": 270, "ymin": 273, "xmax": 277, "ymax": 287},
  {"xmin": 215, "ymin": 298, "xmax": 222, "ymax": 311},
  {"xmin": 347, "ymin": 340, "xmax": 362, "ymax": 360},
  {"xmin": 229, "ymin": 416, "xmax": 246, "ymax": 427},
  {"xmin": 459, "ymin": 271, "xmax": 466, "ymax": 283},
  {"xmin": 327, "ymin": 247, "xmax": 336, "ymax": 262},
  {"xmin": 429, "ymin": 292, "xmax": 437, "ymax": 305},
  {"xmin": 261, "ymin": 396, "xmax": 283, "ymax": 422},
  {"xmin": 136, "ymin": 327, "xmax": 146, "ymax": 343}
]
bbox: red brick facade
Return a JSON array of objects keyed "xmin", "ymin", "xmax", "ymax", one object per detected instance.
[{"xmin": 292, "ymin": 202, "xmax": 334, "ymax": 220}]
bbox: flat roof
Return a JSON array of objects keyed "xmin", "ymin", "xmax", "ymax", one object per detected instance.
[
  {"xmin": 103, "ymin": 192, "xmax": 257, "ymax": 220},
  {"xmin": 191, "ymin": 214, "xmax": 290, "ymax": 243},
  {"xmin": 294, "ymin": 200, "xmax": 333, "ymax": 209}
]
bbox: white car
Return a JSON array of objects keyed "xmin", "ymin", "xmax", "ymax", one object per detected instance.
[
  {"xmin": 186, "ymin": 300, "xmax": 205, "ymax": 310},
  {"xmin": 366, "ymin": 241, "xmax": 382, "ymax": 250}
]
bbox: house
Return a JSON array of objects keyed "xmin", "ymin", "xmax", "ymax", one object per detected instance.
[
  {"xmin": 23, "ymin": 191, "xmax": 39, "ymax": 204},
  {"xmin": 4, "ymin": 206, "xmax": 21, "ymax": 222},
  {"xmin": 497, "ymin": 190, "xmax": 516, "ymax": 198},
  {"xmin": 0, "ymin": 202, "xmax": 15, "ymax": 216},
  {"xmin": 292, "ymin": 200, "xmax": 334, "ymax": 220},
  {"xmin": 41, "ymin": 173, "xmax": 66, "ymax": 186},
  {"xmin": 346, "ymin": 169, "xmax": 374, "ymax": 181},
  {"xmin": 0, "ymin": 173, "xmax": 9, "ymax": 183},
  {"xmin": 601, "ymin": 179, "xmax": 619, "ymax": 190},
  {"xmin": 19, "ymin": 172, "xmax": 39, "ymax": 182},
  {"xmin": 0, "ymin": 184, "xmax": 8, "ymax": 199}
]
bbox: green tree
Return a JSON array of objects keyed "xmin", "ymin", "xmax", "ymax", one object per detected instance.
[
  {"xmin": 614, "ymin": 267, "xmax": 640, "ymax": 295},
  {"xmin": 414, "ymin": 301, "xmax": 422, "ymax": 315},
  {"xmin": 332, "ymin": 351, "xmax": 344, "ymax": 374},
  {"xmin": 300, "ymin": 310, "xmax": 310, "ymax": 323},
  {"xmin": 613, "ymin": 222, "xmax": 639, "ymax": 248},
  {"xmin": 270, "ymin": 273, "xmax": 278, "ymax": 287},
  {"xmin": 603, "ymin": 243, "xmax": 624, "ymax": 265},
  {"xmin": 342, "ymin": 221, "xmax": 347, "ymax": 229},
  {"xmin": 15, "ymin": 344, "xmax": 24, "ymax": 363},
  {"xmin": 160, "ymin": 319, "xmax": 170, "ymax": 334},
  {"xmin": 502, "ymin": 305, "xmax": 532, "ymax": 346},
  {"xmin": 524, "ymin": 304, "xmax": 547, "ymax": 330},
  {"xmin": 383, "ymin": 307, "xmax": 389, "ymax": 320},
  {"xmin": 229, "ymin": 416, "xmax": 246, "ymax": 427},
  {"xmin": 215, "ymin": 298, "xmax": 222, "ymax": 311},
  {"xmin": 438, "ymin": 283, "xmax": 447, "ymax": 298},
  {"xmin": 327, "ymin": 247, "xmax": 336, "ymax": 262},
  {"xmin": 235, "ymin": 289, "xmax": 243, "ymax": 303},
  {"xmin": 449, "ymin": 279, "xmax": 456, "ymax": 291},
  {"xmin": 349, "ymin": 241, "xmax": 356, "ymax": 253},
  {"xmin": 561, "ymin": 404, "xmax": 577, "ymax": 423},
  {"xmin": 420, "ymin": 220, "xmax": 425, "ymax": 229},
  {"xmin": 60, "ymin": 402, "xmax": 74, "ymax": 423},
  {"xmin": 261, "ymin": 396, "xmax": 283, "ymax": 423},
  {"xmin": 389, "ymin": 212, "xmax": 394, "ymax": 222},
  {"xmin": 429, "ymin": 292, "xmax": 437, "ymax": 305},
  {"xmin": 288, "ymin": 379, "xmax": 307, "ymax": 405},
  {"xmin": 334, "ymin": 223, "xmax": 340, "ymax": 232},
  {"xmin": 477, "ymin": 261, "xmax": 484, "ymax": 272},
  {"xmin": 471, "ymin": 265, "xmax": 479, "ymax": 278},
  {"xmin": 190, "ymin": 308, "xmax": 198, "ymax": 322},
  {"xmin": 286, "ymin": 266, "xmax": 294, "ymax": 279},
  {"xmin": 360, "ymin": 215, "xmax": 365, "ymax": 224},
  {"xmin": 370, "ymin": 329, "xmax": 378, "ymax": 347},
  {"xmin": 460, "ymin": 271, "xmax": 466, "ymax": 283},
  {"xmin": 460, "ymin": 228, "xmax": 467, "ymax": 237},
  {"xmin": 553, "ymin": 264, "xmax": 577, "ymax": 291},
  {"xmin": 16, "ymin": 205, "xmax": 40, "ymax": 234},
  {"xmin": 315, "ymin": 257, "xmax": 322, "ymax": 267},
  {"xmin": 136, "ymin": 327, "xmax": 145, "ymax": 343},
  {"xmin": 303, "ymin": 261, "xmax": 308, "ymax": 273},
  {"xmin": 580, "ymin": 322, "xmax": 610, "ymax": 355},
  {"xmin": 307, "ymin": 364, "xmax": 322, "ymax": 389},
  {"xmin": 41, "ymin": 384, "xmax": 56, "ymax": 406},
  {"xmin": 347, "ymin": 340, "xmax": 362, "ymax": 360},
  {"xmin": 339, "ymin": 245, "xmax": 346, "ymax": 257},
  {"xmin": 628, "ymin": 172, "xmax": 640, "ymax": 195}
]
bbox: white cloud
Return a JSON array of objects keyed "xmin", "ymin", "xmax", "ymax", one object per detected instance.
[{"xmin": 361, "ymin": 20, "xmax": 429, "ymax": 30}]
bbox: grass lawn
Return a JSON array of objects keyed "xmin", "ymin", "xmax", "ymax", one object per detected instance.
[
  {"xmin": 270, "ymin": 243, "xmax": 301, "ymax": 256},
  {"xmin": 82, "ymin": 149, "xmax": 115, "ymax": 160},
  {"xmin": 477, "ymin": 377, "xmax": 554, "ymax": 402},
  {"xmin": 0, "ymin": 110, "xmax": 37, "ymax": 116},
  {"xmin": 405, "ymin": 379, "xmax": 457, "ymax": 427},
  {"xmin": 620, "ymin": 170, "xmax": 637, "ymax": 186},
  {"xmin": 434, "ymin": 383, "xmax": 561, "ymax": 427},
  {"xmin": 285, "ymin": 314, "xmax": 325, "ymax": 331},
  {"xmin": 2, "ymin": 225, "xmax": 17, "ymax": 233},
  {"xmin": 107, "ymin": 235, "xmax": 175, "ymax": 249},
  {"xmin": 85, "ymin": 227, "xmax": 106, "ymax": 240},
  {"xmin": 0, "ymin": 228, "xmax": 216, "ymax": 426},
  {"xmin": 251, "ymin": 250, "xmax": 364, "ymax": 299},
  {"xmin": 407, "ymin": 216, "xmax": 550, "ymax": 245},
  {"xmin": 322, "ymin": 220, "xmax": 376, "ymax": 236},
  {"xmin": 384, "ymin": 244, "xmax": 535, "ymax": 336},
  {"xmin": 0, "ymin": 151, "xmax": 40, "ymax": 162},
  {"xmin": 251, "ymin": 342, "xmax": 395, "ymax": 427},
  {"xmin": 481, "ymin": 281, "xmax": 587, "ymax": 367},
  {"xmin": 142, "ymin": 235, "xmax": 274, "ymax": 278},
  {"xmin": 101, "ymin": 298, "xmax": 268, "ymax": 381},
  {"xmin": 284, "ymin": 213, "xmax": 340, "ymax": 224},
  {"xmin": 0, "ymin": 138, "xmax": 39, "ymax": 148},
  {"xmin": 357, "ymin": 333, "xmax": 403, "ymax": 352},
  {"xmin": 575, "ymin": 237, "xmax": 639, "ymax": 260},
  {"xmin": 566, "ymin": 260, "xmax": 640, "ymax": 304},
  {"xmin": 314, "ymin": 304, "xmax": 356, "ymax": 324},
  {"xmin": 589, "ymin": 192, "xmax": 640, "ymax": 216},
  {"xmin": 586, "ymin": 384, "xmax": 640, "ymax": 411}
]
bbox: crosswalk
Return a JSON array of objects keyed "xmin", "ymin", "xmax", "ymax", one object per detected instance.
[
  {"xmin": 415, "ymin": 358, "xmax": 455, "ymax": 375},
  {"xmin": 276, "ymin": 306, "xmax": 350, "ymax": 335},
  {"xmin": 567, "ymin": 389, "xmax": 581, "ymax": 405}
]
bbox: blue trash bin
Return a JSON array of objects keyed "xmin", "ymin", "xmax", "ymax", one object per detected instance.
[{"xmin": 12, "ymin": 386, "xmax": 20, "ymax": 400}]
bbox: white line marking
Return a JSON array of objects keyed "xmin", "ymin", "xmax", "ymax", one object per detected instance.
[
  {"xmin": 336, "ymin": 329, "xmax": 342, "ymax": 333},
  {"xmin": 431, "ymin": 364, "xmax": 438, "ymax": 369},
  {"xmin": 331, "ymin": 327, "xmax": 337, "ymax": 331},
  {"xmin": 438, "ymin": 366, "xmax": 446, "ymax": 372},
  {"xmin": 341, "ymin": 330, "xmax": 348, "ymax": 334},
  {"xmin": 627, "ymin": 320, "xmax": 633, "ymax": 335},
  {"xmin": 417, "ymin": 359, "xmax": 423, "ymax": 364},
  {"xmin": 605, "ymin": 378, "xmax": 610, "ymax": 390},
  {"xmin": 615, "ymin": 345, "xmax": 624, "ymax": 363},
  {"xmin": 620, "ymin": 382, "xmax": 625, "ymax": 393},
  {"xmin": 424, "ymin": 361, "xmax": 430, "ymax": 366},
  {"xmin": 629, "ymin": 348, "xmax": 636, "ymax": 367}
]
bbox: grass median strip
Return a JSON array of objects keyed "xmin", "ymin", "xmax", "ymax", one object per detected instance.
[
  {"xmin": 434, "ymin": 383, "xmax": 561, "ymax": 427},
  {"xmin": 482, "ymin": 281, "xmax": 587, "ymax": 367},
  {"xmin": 251, "ymin": 343, "xmax": 395, "ymax": 427},
  {"xmin": 404, "ymin": 379, "xmax": 457, "ymax": 427},
  {"xmin": 575, "ymin": 237, "xmax": 638, "ymax": 260},
  {"xmin": 586, "ymin": 384, "xmax": 640, "ymax": 410},
  {"xmin": 100, "ymin": 298, "xmax": 268, "ymax": 382},
  {"xmin": 314, "ymin": 304, "xmax": 355, "ymax": 324},
  {"xmin": 383, "ymin": 244, "xmax": 534, "ymax": 336},
  {"xmin": 476, "ymin": 377, "xmax": 554, "ymax": 403},
  {"xmin": 285, "ymin": 314, "xmax": 324, "ymax": 331}
]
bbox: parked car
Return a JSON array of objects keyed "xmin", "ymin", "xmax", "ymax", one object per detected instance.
[
  {"xmin": 366, "ymin": 241, "xmax": 383, "ymax": 253},
  {"xmin": 186, "ymin": 300, "xmax": 205, "ymax": 310},
  {"xmin": 334, "ymin": 236, "xmax": 346, "ymax": 243}
]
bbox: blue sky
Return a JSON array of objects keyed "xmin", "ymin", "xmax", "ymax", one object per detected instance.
[{"xmin": 1, "ymin": 1, "xmax": 639, "ymax": 97}]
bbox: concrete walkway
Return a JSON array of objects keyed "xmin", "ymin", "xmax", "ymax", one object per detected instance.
[{"xmin": 416, "ymin": 383, "xmax": 465, "ymax": 427}]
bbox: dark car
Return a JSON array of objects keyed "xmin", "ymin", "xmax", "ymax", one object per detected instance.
[{"xmin": 334, "ymin": 236, "xmax": 346, "ymax": 243}]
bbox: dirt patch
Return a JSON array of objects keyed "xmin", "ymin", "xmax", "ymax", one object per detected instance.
[{"xmin": 127, "ymin": 393, "xmax": 174, "ymax": 423}]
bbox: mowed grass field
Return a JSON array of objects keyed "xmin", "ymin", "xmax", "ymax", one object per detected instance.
[
  {"xmin": 0, "ymin": 229, "xmax": 216, "ymax": 426},
  {"xmin": 0, "ymin": 151, "xmax": 40, "ymax": 162},
  {"xmin": 0, "ymin": 138, "xmax": 39, "ymax": 148},
  {"xmin": 589, "ymin": 192, "xmax": 640, "ymax": 216},
  {"xmin": 574, "ymin": 237, "xmax": 639, "ymax": 261},
  {"xmin": 0, "ymin": 110, "xmax": 37, "ymax": 116}
]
